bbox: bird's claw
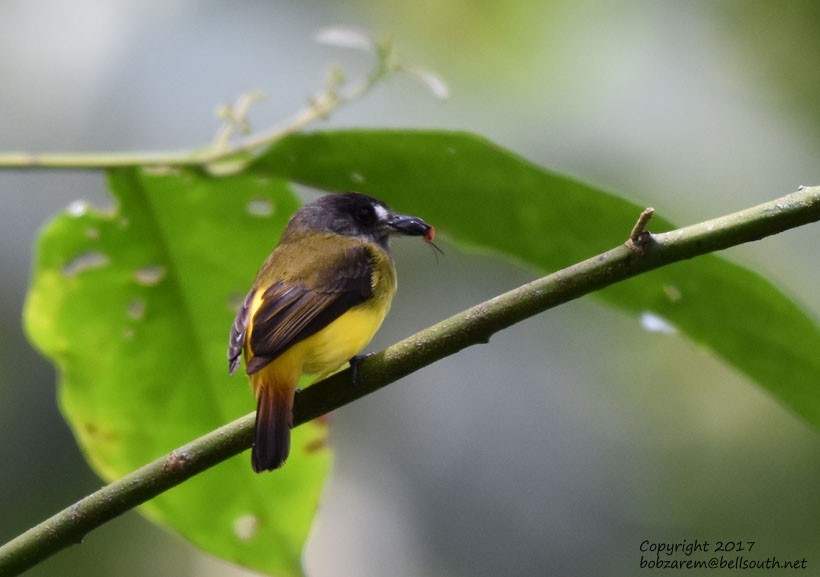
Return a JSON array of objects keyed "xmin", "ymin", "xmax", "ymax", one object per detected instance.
[{"xmin": 349, "ymin": 352, "xmax": 375, "ymax": 386}]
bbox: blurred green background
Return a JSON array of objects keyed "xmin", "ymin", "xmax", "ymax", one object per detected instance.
[{"xmin": 2, "ymin": 1, "xmax": 819, "ymax": 576}]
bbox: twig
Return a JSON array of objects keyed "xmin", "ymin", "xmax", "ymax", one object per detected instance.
[
  {"xmin": 625, "ymin": 206, "xmax": 655, "ymax": 254},
  {"xmin": 0, "ymin": 41, "xmax": 395, "ymax": 172},
  {"xmin": 1, "ymin": 185, "xmax": 818, "ymax": 577},
  {"xmin": 211, "ymin": 91, "xmax": 267, "ymax": 152}
]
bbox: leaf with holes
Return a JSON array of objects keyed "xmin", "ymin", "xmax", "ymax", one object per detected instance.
[{"xmin": 24, "ymin": 168, "xmax": 329, "ymax": 577}]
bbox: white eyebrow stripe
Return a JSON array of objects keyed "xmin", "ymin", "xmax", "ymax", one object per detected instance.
[{"xmin": 374, "ymin": 204, "xmax": 390, "ymax": 221}]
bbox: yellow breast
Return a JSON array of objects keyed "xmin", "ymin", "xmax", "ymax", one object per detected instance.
[{"xmin": 301, "ymin": 247, "xmax": 396, "ymax": 378}]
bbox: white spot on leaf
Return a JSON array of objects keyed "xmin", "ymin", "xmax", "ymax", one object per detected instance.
[
  {"xmin": 67, "ymin": 200, "xmax": 89, "ymax": 217},
  {"xmin": 227, "ymin": 292, "xmax": 245, "ymax": 312},
  {"xmin": 663, "ymin": 284, "xmax": 682, "ymax": 302},
  {"xmin": 127, "ymin": 299, "xmax": 146, "ymax": 320},
  {"xmin": 233, "ymin": 514, "xmax": 260, "ymax": 541},
  {"xmin": 639, "ymin": 312, "xmax": 677, "ymax": 334},
  {"xmin": 62, "ymin": 252, "xmax": 110, "ymax": 277},
  {"xmin": 246, "ymin": 198, "xmax": 275, "ymax": 217},
  {"xmin": 134, "ymin": 265, "xmax": 166, "ymax": 286}
]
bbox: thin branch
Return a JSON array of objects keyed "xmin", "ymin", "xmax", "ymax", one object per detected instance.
[
  {"xmin": 1, "ymin": 185, "xmax": 819, "ymax": 576},
  {"xmin": 0, "ymin": 46, "xmax": 392, "ymax": 172}
]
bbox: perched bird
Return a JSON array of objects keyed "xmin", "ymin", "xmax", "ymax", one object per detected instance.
[{"xmin": 228, "ymin": 192, "xmax": 434, "ymax": 472}]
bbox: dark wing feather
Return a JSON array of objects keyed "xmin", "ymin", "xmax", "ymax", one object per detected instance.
[
  {"xmin": 246, "ymin": 245, "xmax": 374, "ymax": 375},
  {"xmin": 228, "ymin": 290, "xmax": 254, "ymax": 375}
]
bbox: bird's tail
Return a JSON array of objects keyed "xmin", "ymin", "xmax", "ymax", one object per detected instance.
[{"xmin": 252, "ymin": 383, "xmax": 294, "ymax": 472}]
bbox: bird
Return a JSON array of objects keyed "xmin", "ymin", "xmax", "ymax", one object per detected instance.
[{"xmin": 228, "ymin": 192, "xmax": 434, "ymax": 472}]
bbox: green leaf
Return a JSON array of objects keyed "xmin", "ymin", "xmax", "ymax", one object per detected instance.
[
  {"xmin": 252, "ymin": 129, "xmax": 820, "ymax": 425},
  {"xmin": 24, "ymin": 168, "xmax": 330, "ymax": 577}
]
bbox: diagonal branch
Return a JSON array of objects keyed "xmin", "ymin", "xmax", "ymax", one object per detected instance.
[{"xmin": 1, "ymin": 185, "xmax": 818, "ymax": 577}]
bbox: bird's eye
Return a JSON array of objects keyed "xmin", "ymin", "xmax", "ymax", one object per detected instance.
[{"xmin": 354, "ymin": 205, "xmax": 377, "ymax": 226}]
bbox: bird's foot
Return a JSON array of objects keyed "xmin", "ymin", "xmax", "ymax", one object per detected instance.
[{"xmin": 349, "ymin": 352, "xmax": 375, "ymax": 386}]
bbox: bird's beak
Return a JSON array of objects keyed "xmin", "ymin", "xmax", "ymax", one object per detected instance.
[{"xmin": 387, "ymin": 213, "xmax": 433, "ymax": 238}]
